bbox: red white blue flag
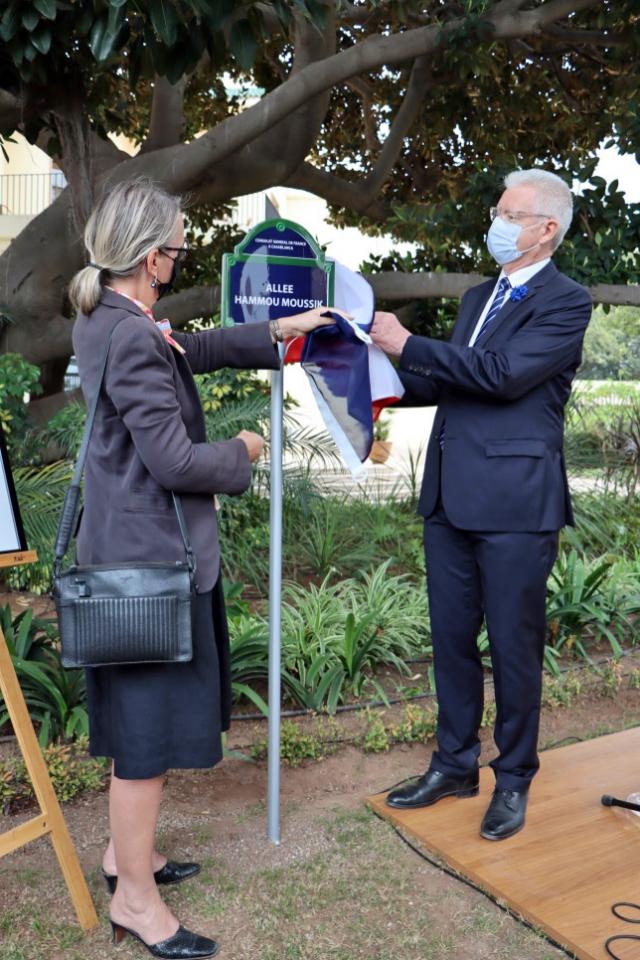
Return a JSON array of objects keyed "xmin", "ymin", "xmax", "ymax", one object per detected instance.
[{"xmin": 284, "ymin": 261, "xmax": 404, "ymax": 478}]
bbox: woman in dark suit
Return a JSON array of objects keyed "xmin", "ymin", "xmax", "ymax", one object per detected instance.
[{"xmin": 69, "ymin": 180, "xmax": 342, "ymax": 958}]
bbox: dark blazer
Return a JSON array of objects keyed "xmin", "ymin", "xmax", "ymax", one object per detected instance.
[
  {"xmin": 398, "ymin": 261, "xmax": 592, "ymax": 531},
  {"xmin": 72, "ymin": 288, "xmax": 280, "ymax": 592}
]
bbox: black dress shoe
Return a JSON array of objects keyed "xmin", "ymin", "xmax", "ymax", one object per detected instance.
[
  {"xmin": 103, "ymin": 860, "xmax": 201, "ymax": 895},
  {"xmin": 385, "ymin": 769, "xmax": 479, "ymax": 810},
  {"xmin": 110, "ymin": 920, "xmax": 218, "ymax": 958},
  {"xmin": 480, "ymin": 788, "xmax": 529, "ymax": 841}
]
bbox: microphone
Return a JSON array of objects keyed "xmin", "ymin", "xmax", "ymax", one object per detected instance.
[{"xmin": 601, "ymin": 794, "xmax": 640, "ymax": 813}]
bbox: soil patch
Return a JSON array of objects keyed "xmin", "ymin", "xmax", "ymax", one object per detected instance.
[{"xmin": 1, "ymin": 673, "xmax": 639, "ymax": 960}]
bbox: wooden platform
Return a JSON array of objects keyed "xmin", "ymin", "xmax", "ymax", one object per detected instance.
[{"xmin": 368, "ymin": 728, "xmax": 640, "ymax": 960}]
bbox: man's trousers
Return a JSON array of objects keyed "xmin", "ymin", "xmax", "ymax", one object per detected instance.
[{"xmin": 423, "ymin": 500, "xmax": 559, "ymax": 791}]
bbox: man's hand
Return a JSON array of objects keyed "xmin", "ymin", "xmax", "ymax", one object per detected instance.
[
  {"xmin": 236, "ymin": 430, "xmax": 264, "ymax": 463},
  {"xmin": 371, "ymin": 311, "xmax": 412, "ymax": 357}
]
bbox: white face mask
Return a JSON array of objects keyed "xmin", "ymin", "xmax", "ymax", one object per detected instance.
[{"xmin": 486, "ymin": 217, "xmax": 541, "ymax": 266}]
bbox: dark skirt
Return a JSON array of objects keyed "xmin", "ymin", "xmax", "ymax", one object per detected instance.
[{"xmin": 85, "ymin": 587, "xmax": 228, "ymax": 780}]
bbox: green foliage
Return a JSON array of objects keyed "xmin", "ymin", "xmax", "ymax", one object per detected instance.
[
  {"xmin": 7, "ymin": 461, "xmax": 72, "ymax": 593},
  {"xmin": 599, "ymin": 658, "xmax": 624, "ymax": 698},
  {"xmin": 546, "ymin": 548, "xmax": 640, "ymax": 661},
  {"xmin": 291, "ymin": 496, "xmax": 378, "ymax": 580},
  {"xmin": 564, "ymin": 387, "xmax": 640, "ymax": 496},
  {"xmin": 0, "ymin": 603, "xmax": 56, "ymax": 662},
  {"xmin": 37, "ymin": 402, "xmax": 86, "ymax": 460},
  {"xmin": 280, "ymin": 565, "xmax": 428, "ymax": 711},
  {"xmin": 250, "ymin": 716, "xmax": 338, "ymax": 765},
  {"xmin": 628, "ymin": 668, "xmax": 640, "ymax": 689},
  {"xmin": 0, "ymin": 603, "xmax": 88, "ymax": 746},
  {"xmin": 0, "ymin": 354, "xmax": 41, "ymax": 463},
  {"xmin": 599, "ymin": 398, "xmax": 640, "ymax": 497},
  {"xmin": 361, "ymin": 703, "xmax": 438, "ymax": 754},
  {"xmin": 541, "ymin": 672, "xmax": 584, "ymax": 709},
  {"xmin": 481, "ymin": 701, "xmax": 497, "ymax": 728},
  {"xmin": 278, "ymin": 719, "xmax": 327, "ymax": 766},
  {"xmin": 361, "ymin": 709, "xmax": 390, "ymax": 753},
  {"xmin": 196, "ymin": 368, "xmax": 271, "ymax": 440},
  {"xmin": 229, "ymin": 615, "xmax": 270, "ymax": 716},
  {"xmin": 227, "ymin": 564, "xmax": 429, "ymax": 714},
  {"xmin": 0, "ymin": 737, "xmax": 107, "ymax": 813},
  {"xmin": 0, "ymin": 1, "xmax": 323, "ymax": 91},
  {"xmin": 389, "ymin": 703, "xmax": 437, "ymax": 744},
  {"xmin": 579, "ymin": 307, "xmax": 640, "ymax": 380}
]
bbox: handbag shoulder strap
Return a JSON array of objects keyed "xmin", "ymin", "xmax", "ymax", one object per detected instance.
[{"xmin": 54, "ymin": 318, "xmax": 195, "ymax": 573}]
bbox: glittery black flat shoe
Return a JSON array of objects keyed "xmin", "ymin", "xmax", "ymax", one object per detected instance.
[
  {"xmin": 110, "ymin": 920, "xmax": 219, "ymax": 959},
  {"xmin": 103, "ymin": 860, "xmax": 201, "ymax": 895}
]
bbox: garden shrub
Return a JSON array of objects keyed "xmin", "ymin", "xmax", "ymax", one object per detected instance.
[{"xmin": 0, "ymin": 737, "xmax": 108, "ymax": 813}]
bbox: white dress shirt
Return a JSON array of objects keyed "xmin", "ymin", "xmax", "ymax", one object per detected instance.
[{"xmin": 468, "ymin": 258, "xmax": 551, "ymax": 347}]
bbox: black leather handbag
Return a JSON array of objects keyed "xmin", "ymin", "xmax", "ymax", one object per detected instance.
[{"xmin": 52, "ymin": 322, "xmax": 195, "ymax": 668}]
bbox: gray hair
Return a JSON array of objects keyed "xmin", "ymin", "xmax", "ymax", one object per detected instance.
[
  {"xmin": 504, "ymin": 169, "xmax": 573, "ymax": 249},
  {"xmin": 69, "ymin": 179, "xmax": 182, "ymax": 315}
]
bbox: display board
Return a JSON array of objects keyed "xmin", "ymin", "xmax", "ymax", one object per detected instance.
[{"xmin": 0, "ymin": 425, "xmax": 27, "ymax": 554}]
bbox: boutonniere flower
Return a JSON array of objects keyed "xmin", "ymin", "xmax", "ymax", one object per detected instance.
[{"xmin": 510, "ymin": 284, "xmax": 529, "ymax": 303}]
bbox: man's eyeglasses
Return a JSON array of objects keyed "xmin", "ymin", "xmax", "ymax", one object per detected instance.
[
  {"xmin": 489, "ymin": 207, "xmax": 551, "ymax": 224},
  {"xmin": 160, "ymin": 245, "xmax": 189, "ymax": 264}
]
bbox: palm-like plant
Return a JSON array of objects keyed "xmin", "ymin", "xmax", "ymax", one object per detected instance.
[
  {"xmin": 9, "ymin": 460, "xmax": 72, "ymax": 592},
  {"xmin": 546, "ymin": 549, "xmax": 631, "ymax": 660},
  {"xmin": 0, "ymin": 603, "xmax": 88, "ymax": 745}
]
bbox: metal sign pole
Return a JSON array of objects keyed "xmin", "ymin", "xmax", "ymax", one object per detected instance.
[
  {"xmin": 267, "ymin": 345, "xmax": 285, "ymax": 844},
  {"xmin": 221, "ymin": 217, "xmax": 334, "ymax": 846}
]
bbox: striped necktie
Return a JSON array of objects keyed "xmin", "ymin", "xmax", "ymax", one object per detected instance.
[
  {"xmin": 438, "ymin": 276, "xmax": 511, "ymax": 450},
  {"xmin": 474, "ymin": 276, "xmax": 511, "ymax": 343}
]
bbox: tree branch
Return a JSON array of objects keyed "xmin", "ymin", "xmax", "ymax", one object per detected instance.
[
  {"xmin": 369, "ymin": 271, "xmax": 640, "ymax": 307},
  {"xmin": 0, "ymin": 89, "xmax": 22, "ymax": 131},
  {"xmin": 152, "ymin": 284, "xmax": 220, "ymax": 327},
  {"xmin": 368, "ymin": 56, "xmax": 431, "ymax": 195},
  {"xmin": 141, "ymin": 75, "xmax": 188, "ymax": 154},
  {"xmin": 28, "ymin": 387, "xmax": 82, "ymax": 427},
  {"xmin": 542, "ymin": 25, "xmax": 633, "ymax": 46},
  {"xmin": 347, "ymin": 78, "xmax": 379, "ymax": 152},
  {"xmin": 151, "ymin": 276, "xmax": 640, "ymax": 331},
  {"xmin": 286, "ymin": 56, "xmax": 432, "ymax": 216},
  {"xmin": 117, "ymin": 0, "xmax": 600, "ymax": 196},
  {"xmin": 284, "ymin": 162, "xmax": 390, "ymax": 219},
  {"xmin": 549, "ymin": 55, "xmax": 581, "ymax": 111}
]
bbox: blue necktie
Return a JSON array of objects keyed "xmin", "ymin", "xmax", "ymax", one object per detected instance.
[
  {"xmin": 474, "ymin": 276, "xmax": 511, "ymax": 343},
  {"xmin": 439, "ymin": 276, "xmax": 511, "ymax": 449}
]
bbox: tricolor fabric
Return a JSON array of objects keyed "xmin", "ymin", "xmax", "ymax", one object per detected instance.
[{"xmin": 284, "ymin": 261, "xmax": 404, "ymax": 478}]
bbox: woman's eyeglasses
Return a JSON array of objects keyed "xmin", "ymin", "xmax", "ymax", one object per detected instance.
[{"xmin": 160, "ymin": 245, "xmax": 189, "ymax": 264}]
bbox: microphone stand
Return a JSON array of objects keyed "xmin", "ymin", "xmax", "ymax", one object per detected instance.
[{"xmin": 601, "ymin": 794, "xmax": 640, "ymax": 813}]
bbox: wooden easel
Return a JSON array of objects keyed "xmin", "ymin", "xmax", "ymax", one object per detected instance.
[{"xmin": 0, "ymin": 551, "xmax": 98, "ymax": 930}]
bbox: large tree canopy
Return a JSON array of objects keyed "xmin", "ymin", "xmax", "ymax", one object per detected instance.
[{"xmin": 0, "ymin": 0, "xmax": 638, "ymax": 411}]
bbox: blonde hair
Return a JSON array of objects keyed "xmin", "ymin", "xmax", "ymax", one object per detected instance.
[
  {"xmin": 69, "ymin": 179, "xmax": 182, "ymax": 315},
  {"xmin": 504, "ymin": 169, "xmax": 573, "ymax": 249}
]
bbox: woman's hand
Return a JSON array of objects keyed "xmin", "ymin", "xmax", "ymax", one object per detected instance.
[
  {"xmin": 236, "ymin": 430, "xmax": 264, "ymax": 463},
  {"xmin": 370, "ymin": 311, "xmax": 412, "ymax": 357},
  {"xmin": 276, "ymin": 306, "xmax": 353, "ymax": 339}
]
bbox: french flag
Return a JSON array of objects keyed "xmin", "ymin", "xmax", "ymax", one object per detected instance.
[{"xmin": 284, "ymin": 261, "xmax": 404, "ymax": 478}]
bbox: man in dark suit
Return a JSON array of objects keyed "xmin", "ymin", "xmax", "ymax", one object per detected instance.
[{"xmin": 371, "ymin": 169, "xmax": 592, "ymax": 840}]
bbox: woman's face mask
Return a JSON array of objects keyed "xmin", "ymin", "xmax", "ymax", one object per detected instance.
[
  {"xmin": 156, "ymin": 255, "xmax": 181, "ymax": 299},
  {"xmin": 156, "ymin": 243, "xmax": 187, "ymax": 298}
]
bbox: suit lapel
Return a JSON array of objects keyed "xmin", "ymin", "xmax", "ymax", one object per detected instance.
[
  {"xmin": 479, "ymin": 261, "xmax": 558, "ymax": 346},
  {"xmin": 451, "ymin": 281, "xmax": 495, "ymax": 345}
]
